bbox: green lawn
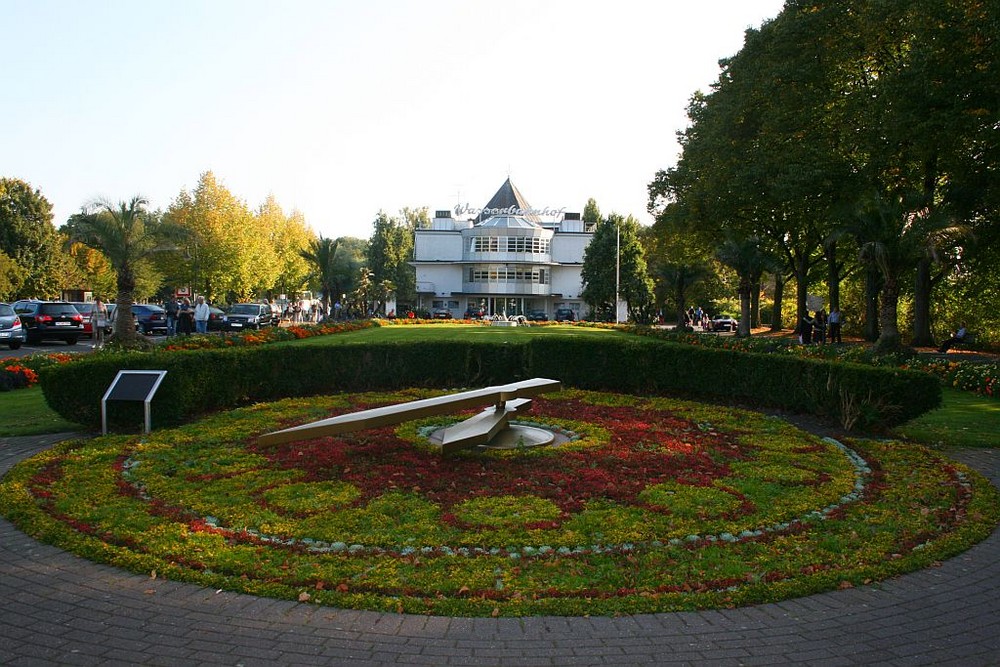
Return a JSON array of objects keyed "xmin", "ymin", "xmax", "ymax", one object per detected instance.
[
  {"xmin": 0, "ymin": 386, "xmax": 84, "ymax": 437},
  {"xmin": 282, "ymin": 322, "xmax": 633, "ymax": 346},
  {"xmin": 893, "ymin": 388, "xmax": 1000, "ymax": 449}
]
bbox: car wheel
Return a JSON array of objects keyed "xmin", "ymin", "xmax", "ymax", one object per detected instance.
[
  {"xmin": 66, "ymin": 337, "xmax": 78, "ymax": 345},
  {"xmin": 8, "ymin": 341, "xmax": 21, "ymax": 350}
]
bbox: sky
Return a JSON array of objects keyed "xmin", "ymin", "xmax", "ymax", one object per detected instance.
[{"xmin": 3, "ymin": 0, "xmax": 786, "ymax": 239}]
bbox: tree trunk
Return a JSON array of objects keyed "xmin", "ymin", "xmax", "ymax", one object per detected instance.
[
  {"xmin": 826, "ymin": 241, "xmax": 840, "ymax": 311},
  {"xmin": 750, "ymin": 276, "xmax": 761, "ymax": 329},
  {"xmin": 864, "ymin": 265, "xmax": 881, "ymax": 342},
  {"xmin": 794, "ymin": 254, "xmax": 809, "ymax": 334},
  {"xmin": 770, "ymin": 272, "xmax": 784, "ymax": 332},
  {"xmin": 910, "ymin": 257, "xmax": 935, "ymax": 347},
  {"xmin": 674, "ymin": 281, "xmax": 687, "ymax": 328},
  {"xmin": 109, "ymin": 269, "xmax": 143, "ymax": 348},
  {"xmin": 874, "ymin": 274, "xmax": 901, "ymax": 353},
  {"xmin": 738, "ymin": 278, "xmax": 752, "ymax": 337}
]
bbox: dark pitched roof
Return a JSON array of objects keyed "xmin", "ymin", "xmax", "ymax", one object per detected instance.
[{"xmin": 475, "ymin": 178, "xmax": 541, "ymax": 224}]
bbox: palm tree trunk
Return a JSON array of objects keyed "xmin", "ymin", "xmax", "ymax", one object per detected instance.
[
  {"xmin": 864, "ymin": 265, "xmax": 881, "ymax": 342},
  {"xmin": 874, "ymin": 275, "xmax": 901, "ymax": 353},
  {"xmin": 110, "ymin": 269, "xmax": 141, "ymax": 346},
  {"xmin": 911, "ymin": 257, "xmax": 935, "ymax": 347},
  {"xmin": 770, "ymin": 273, "xmax": 784, "ymax": 332}
]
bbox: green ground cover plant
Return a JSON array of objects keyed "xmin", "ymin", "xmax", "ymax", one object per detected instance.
[
  {"xmin": 0, "ymin": 386, "xmax": 82, "ymax": 436},
  {"xmin": 893, "ymin": 388, "xmax": 1000, "ymax": 449},
  {"xmin": 3, "ymin": 388, "xmax": 996, "ymax": 616}
]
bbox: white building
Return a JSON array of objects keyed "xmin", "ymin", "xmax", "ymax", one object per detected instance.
[{"xmin": 411, "ymin": 179, "xmax": 594, "ymax": 319}]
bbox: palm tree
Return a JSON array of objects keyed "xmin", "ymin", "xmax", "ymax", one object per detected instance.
[
  {"xmin": 299, "ymin": 236, "xmax": 342, "ymax": 317},
  {"xmin": 716, "ymin": 235, "xmax": 770, "ymax": 338},
  {"xmin": 67, "ymin": 196, "xmax": 188, "ymax": 348},
  {"xmin": 850, "ymin": 193, "xmax": 965, "ymax": 353}
]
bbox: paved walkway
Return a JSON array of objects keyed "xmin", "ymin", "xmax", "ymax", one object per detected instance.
[{"xmin": 2, "ymin": 433, "xmax": 998, "ymax": 666}]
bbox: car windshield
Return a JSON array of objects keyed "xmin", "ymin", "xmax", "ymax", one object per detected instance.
[
  {"xmin": 231, "ymin": 304, "xmax": 260, "ymax": 315},
  {"xmin": 0, "ymin": 304, "xmax": 13, "ymax": 316},
  {"xmin": 72, "ymin": 303, "xmax": 94, "ymax": 314},
  {"xmin": 41, "ymin": 303, "xmax": 81, "ymax": 316}
]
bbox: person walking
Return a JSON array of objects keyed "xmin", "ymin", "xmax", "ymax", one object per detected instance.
[
  {"xmin": 193, "ymin": 296, "xmax": 211, "ymax": 334},
  {"xmin": 91, "ymin": 297, "xmax": 108, "ymax": 349}
]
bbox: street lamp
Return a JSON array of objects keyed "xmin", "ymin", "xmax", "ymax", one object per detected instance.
[{"xmin": 615, "ymin": 219, "xmax": 620, "ymax": 324}]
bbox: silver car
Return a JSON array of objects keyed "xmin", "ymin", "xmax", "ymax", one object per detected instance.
[{"xmin": 0, "ymin": 302, "xmax": 27, "ymax": 349}]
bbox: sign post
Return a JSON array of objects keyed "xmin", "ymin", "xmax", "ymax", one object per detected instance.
[{"xmin": 101, "ymin": 370, "xmax": 168, "ymax": 435}]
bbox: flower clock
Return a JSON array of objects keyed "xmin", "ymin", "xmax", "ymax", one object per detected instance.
[{"xmin": 2, "ymin": 389, "xmax": 998, "ymax": 617}]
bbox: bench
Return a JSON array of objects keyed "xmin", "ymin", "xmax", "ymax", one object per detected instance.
[{"xmin": 257, "ymin": 378, "xmax": 562, "ymax": 454}]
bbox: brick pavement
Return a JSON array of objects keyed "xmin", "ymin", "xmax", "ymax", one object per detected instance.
[{"xmin": 2, "ymin": 433, "xmax": 998, "ymax": 666}]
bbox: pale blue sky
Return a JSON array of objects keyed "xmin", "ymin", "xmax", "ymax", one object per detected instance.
[{"xmin": 3, "ymin": 0, "xmax": 785, "ymax": 238}]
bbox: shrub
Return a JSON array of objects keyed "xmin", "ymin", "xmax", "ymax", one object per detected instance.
[{"xmin": 41, "ymin": 337, "xmax": 939, "ymax": 432}]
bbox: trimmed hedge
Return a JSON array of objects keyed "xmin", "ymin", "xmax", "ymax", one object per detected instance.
[{"xmin": 42, "ymin": 337, "xmax": 939, "ymax": 431}]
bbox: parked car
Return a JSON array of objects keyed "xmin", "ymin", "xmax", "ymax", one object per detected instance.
[
  {"xmin": 710, "ymin": 314, "xmax": 739, "ymax": 332},
  {"xmin": 223, "ymin": 303, "xmax": 278, "ymax": 331},
  {"xmin": 131, "ymin": 303, "xmax": 169, "ymax": 335},
  {"xmin": 70, "ymin": 302, "xmax": 113, "ymax": 338},
  {"xmin": 554, "ymin": 308, "xmax": 576, "ymax": 322},
  {"xmin": 527, "ymin": 309, "xmax": 548, "ymax": 322},
  {"xmin": 432, "ymin": 308, "xmax": 453, "ymax": 319},
  {"xmin": 463, "ymin": 308, "xmax": 485, "ymax": 320},
  {"xmin": 207, "ymin": 306, "xmax": 226, "ymax": 331},
  {"xmin": 0, "ymin": 302, "xmax": 27, "ymax": 349},
  {"xmin": 12, "ymin": 300, "xmax": 84, "ymax": 345}
]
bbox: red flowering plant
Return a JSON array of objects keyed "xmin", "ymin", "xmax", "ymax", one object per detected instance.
[
  {"xmin": 0, "ymin": 363, "xmax": 39, "ymax": 391},
  {"xmin": 2, "ymin": 388, "xmax": 997, "ymax": 617}
]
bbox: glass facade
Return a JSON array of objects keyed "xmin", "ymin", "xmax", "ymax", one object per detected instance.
[{"xmin": 468, "ymin": 236, "xmax": 550, "ymax": 254}]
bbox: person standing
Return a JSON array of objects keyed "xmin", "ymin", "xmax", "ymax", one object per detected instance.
[
  {"xmin": 814, "ymin": 309, "xmax": 827, "ymax": 345},
  {"xmin": 165, "ymin": 297, "xmax": 179, "ymax": 336},
  {"xmin": 193, "ymin": 296, "xmax": 210, "ymax": 334},
  {"xmin": 91, "ymin": 297, "xmax": 108, "ymax": 349},
  {"xmin": 828, "ymin": 308, "xmax": 842, "ymax": 343},
  {"xmin": 800, "ymin": 312, "xmax": 815, "ymax": 344},
  {"xmin": 177, "ymin": 297, "xmax": 194, "ymax": 335}
]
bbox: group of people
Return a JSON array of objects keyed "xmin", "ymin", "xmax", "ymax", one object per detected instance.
[
  {"xmin": 800, "ymin": 308, "xmax": 843, "ymax": 345},
  {"xmin": 165, "ymin": 296, "xmax": 211, "ymax": 336}
]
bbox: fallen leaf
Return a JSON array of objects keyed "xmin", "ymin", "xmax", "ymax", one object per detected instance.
[{"xmin": 298, "ymin": 592, "xmax": 312, "ymax": 602}]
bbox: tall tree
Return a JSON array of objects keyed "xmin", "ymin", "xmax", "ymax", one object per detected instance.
[
  {"xmin": 367, "ymin": 211, "xmax": 415, "ymax": 308},
  {"xmin": 0, "ymin": 178, "xmax": 62, "ymax": 298},
  {"xmin": 67, "ymin": 197, "xmax": 188, "ymax": 348},
  {"xmin": 581, "ymin": 214, "xmax": 654, "ymax": 322}
]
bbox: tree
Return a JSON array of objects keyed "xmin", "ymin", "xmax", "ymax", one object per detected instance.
[
  {"xmin": 716, "ymin": 235, "xmax": 770, "ymax": 338},
  {"xmin": 0, "ymin": 178, "xmax": 62, "ymax": 298},
  {"xmin": 0, "ymin": 250, "xmax": 25, "ymax": 301},
  {"xmin": 581, "ymin": 214, "xmax": 654, "ymax": 322},
  {"xmin": 299, "ymin": 236, "xmax": 340, "ymax": 316},
  {"xmin": 67, "ymin": 196, "xmax": 188, "ymax": 348},
  {"xmin": 367, "ymin": 211, "xmax": 414, "ymax": 309},
  {"xmin": 163, "ymin": 172, "xmax": 259, "ymax": 302}
]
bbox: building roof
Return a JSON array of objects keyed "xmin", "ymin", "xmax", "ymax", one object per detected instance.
[
  {"xmin": 475, "ymin": 178, "xmax": 542, "ymax": 224},
  {"xmin": 476, "ymin": 215, "xmax": 542, "ymax": 230}
]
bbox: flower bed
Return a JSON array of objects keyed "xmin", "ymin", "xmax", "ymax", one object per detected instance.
[{"xmin": 3, "ymin": 389, "xmax": 997, "ymax": 616}]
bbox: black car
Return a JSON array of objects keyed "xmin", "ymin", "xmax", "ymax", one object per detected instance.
[
  {"xmin": 432, "ymin": 308, "xmax": 453, "ymax": 319},
  {"xmin": 527, "ymin": 309, "xmax": 548, "ymax": 322},
  {"xmin": 207, "ymin": 306, "xmax": 226, "ymax": 331},
  {"xmin": 223, "ymin": 303, "xmax": 278, "ymax": 331},
  {"xmin": 131, "ymin": 304, "xmax": 169, "ymax": 335},
  {"xmin": 554, "ymin": 308, "xmax": 576, "ymax": 322},
  {"xmin": 0, "ymin": 302, "xmax": 27, "ymax": 349},
  {"xmin": 12, "ymin": 300, "xmax": 85, "ymax": 345}
]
